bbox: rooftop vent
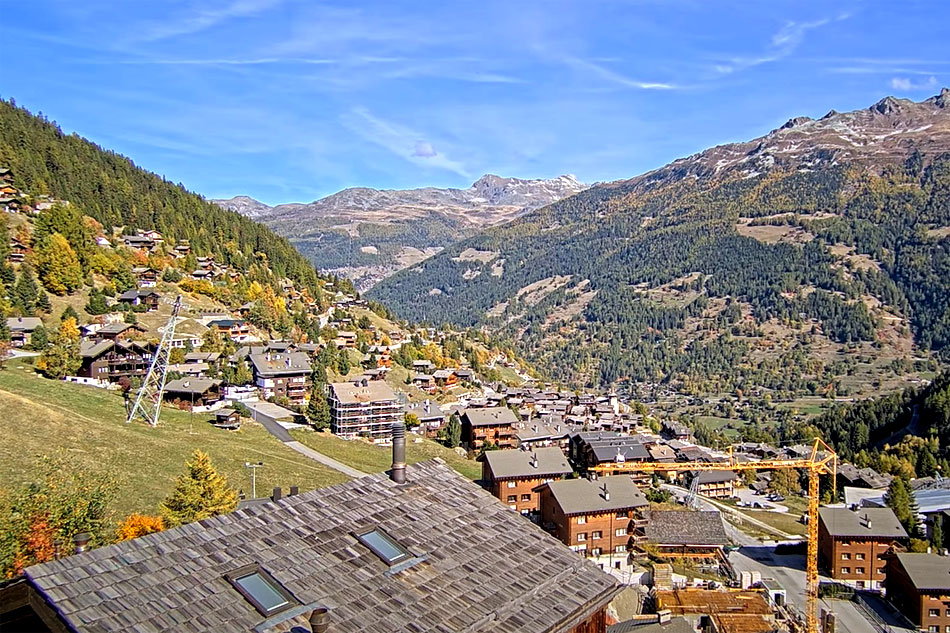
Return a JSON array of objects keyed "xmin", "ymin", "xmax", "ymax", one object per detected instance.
[
  {"xmin": 530, "ymin": 453, "xmax": 539, "ymax": 469},
  {"xmin": 602, "ymin": 483, "xmax": 610, "ymax": 502},
  {"xmin": 73, "ymin": 532, "xmax": 91, "ymax": 554}
]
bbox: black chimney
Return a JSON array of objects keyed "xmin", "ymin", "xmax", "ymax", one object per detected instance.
[
  {"xmin": 273, "ymin": 487, "xmax": 282, "ymax": 502},
  {"xmin": 289, "ymin": 485, "xmax": 299, "ymax": 497},
  {"xmin": 310, "ymin": 607, "xmax": 329, "ymax": 633},
  {"xmin": 391, "ymin": 422, "xmax": 407, "ymax": 484}
]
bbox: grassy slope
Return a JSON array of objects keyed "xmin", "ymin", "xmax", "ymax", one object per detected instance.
[
  {"xmin": 0, "ymin": 359, "xmax": 348, "ymax": 518},
  {"xmin": 290, "ymin": 429, "xmax": 482, "ymax": 481}
]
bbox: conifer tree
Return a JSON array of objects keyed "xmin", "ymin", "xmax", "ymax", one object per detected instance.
[
  {"xmin": 306, "ymin": 386, "xmax": 331, "ymax": 431},
  {"xmin": 446, "ymin": 413, "xmax": 462, "ymax": 448},
  {"xmin": 60, "ymin": 305, "xmax": 79, "ymax": 323},
  {"xmin": 13, "ymin": 264, "xmax": 39, "ymax": 314},
  {"xmin": 337, "ymin": 352, "xmax": 351, "ymax": 376},
  {"xmin": 160, "ymin": 450, "xmax": 237, "ymax": 528},
  {"xmin": 84, "ymin": 288, "xmax": 109, "ymax": 315},
  {"xmin": 28, "ymin": 324, "xmax": 48, "ymax": 351},
  {"xmin": 35, "ymin": 291, "xmax": 51, "ymax": 313},
  {"xmin": 885, "ymin": 476, "xmax": 919, "ymax": 535}
]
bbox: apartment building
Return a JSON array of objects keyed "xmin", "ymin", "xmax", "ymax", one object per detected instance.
[
  {"xmin": 818, "ymin": 506, "xmax": 908, "ymax": 591},
  {"xmin": 328, "ymin": 379, "xmax": 402, "ymax": 442},
  {"xmin": 887, "ymin": 553, "xmax": 950, "ymax": 633},
  {"xmin": 249, "ymin": 351, "xmax": 312, "ymax": 405}
]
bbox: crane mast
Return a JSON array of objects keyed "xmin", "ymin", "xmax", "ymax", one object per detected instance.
[{"xmin": 592, "ymin": 437, "xmax": 837, "ymax": 633}]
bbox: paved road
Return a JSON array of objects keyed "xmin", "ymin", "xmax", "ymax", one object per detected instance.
[{"xmin": 250, "ymin": 407, "xmax": 369, "ymax": 479}]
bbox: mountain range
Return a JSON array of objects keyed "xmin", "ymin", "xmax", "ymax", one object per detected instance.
[
  {"xmin": 369, "ymin": 89, "xmax": 950, "ymax": 394},
  {"xmin": 214, "ymin": 174, "xmax": 587, "ymax": 290}
]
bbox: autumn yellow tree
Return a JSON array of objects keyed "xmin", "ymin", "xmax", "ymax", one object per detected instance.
[
  {"xmin": 35, "ymin": 233, "xmax": 83, "ymax": 295},
  {"xmin": 116, "ymin": 514, "xmax": 164, "ymax": 541},
  {"xmin": 36, "ymin": 317, "xmax": 82, "ymax": 378}
]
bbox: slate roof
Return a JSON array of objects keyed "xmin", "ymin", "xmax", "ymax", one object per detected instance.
[
  {"xmin": 249, "ymin": 352, "xmax": 312, "ymax": 377},
  {"xmin": 693, "ymin": 470, "xmax": 739, "ymax": 484},
  {"xmin": 892, "ymin": 553, "xmax": 950, "ymax": 591},
  {"xmin": 97, "ymin": 322, "xmax": 141, "ymax": 336},
  {"xmin": 817, "ymin": 507, "xmax": 908, "ymax": 539},
  {"xmin": 5, "ymin": 317, "xmax": 42, "ymax": 332},
  {"xmin": 23, "ymin": 460, "xmax": 621, "ymax": 633},
  {"xmin": 590, "ymin": 441, "xmax": 650, "ymax": 463},
  {"xmin": 481, "ymin": 447, "xmax": 573, "ymax": 480},
  {"xmin": 463, "ymin": 407, "xmax": 518, "ymax": 427},
  {"xmin": 164, "ymin": 378, "xmax": 221, "ymax": 395},
  {"xmin": 542, "ymin": 476, "xmax": 648, "ymax": 516},
  {"xmin": 644, "ymin": 511, "xmax": 730, "ymax": 546},
  {"xmin": 608, "ymin": 617, "xmax": 695, "ymax": 633},
  {"xmin": 330, "ymin": 380, "xmax": 398, "ymax": 404}
]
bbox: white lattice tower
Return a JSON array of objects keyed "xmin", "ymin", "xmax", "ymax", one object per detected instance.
[{"xmin": 127, "ymin": 296, "xmax": 182, "ymax": 426}]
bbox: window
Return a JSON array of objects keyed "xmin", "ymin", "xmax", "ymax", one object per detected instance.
[
  {"xmin": 855, "ymin": 553, "xmax": 865, "ymax": 560},
  {"xmin": 855, "ymin": 567, "xmax": 865, "ymax": 575},
  {"xmin": 591, "ymin": 548, "xmax": 602, "ymax": 556},
  {"xmin": 615, "ymin": 528, "xmax": 626, "ymax": 537},
  {"xmin": 356, "ymin": 529, "xmax": 412, "ymax": 566},
  {"xmin": 930, "ymin": 609, "xmax": 940, "ymax": 617},
  {"xmin": 841, "ymin": 553, "xmax": 851, "ymax": 560},
  {"xmin": 616, "ymin": 511, "xmax": 628, "ymax": 519},
  {"xmin": 225, "ymin": 565, "xmax": 297, "ymax": 617},
  {"xmin": 614, "ymin": 561, "xmax": 621, "ymax": 569},
  {"xmin": 507, "ymin": 481, "xmax": 516, "ymax": 488},
  {"xmin": 614, "ymin": 545, "xmax": 626, "ymax": 553},
  {"xmin": 841, "ymin": 567, "xmax": 850, "ymax": 574},
  {"xmin": 592, "ymin": 531, "xmax": 602, "ymax": 539},
  {"xmin": 521, "ymin": 494, "xmax": 531, "ymax": 502},
  {"xmin": 928, "ymin": 626, "xmax": 938, "ymax": 633},
  {"xmin": 577, "ymin": 533, "xmax": 587, "ymax": 542},
  {"xmin": 507, "ymin": 495, "xmax": 517, "ymax": 503},
  {"xmin": 577, "ymin": 516, "xmax": 587, "ymax": 524}
]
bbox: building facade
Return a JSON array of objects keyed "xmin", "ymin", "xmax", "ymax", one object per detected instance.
[
  {"xmin": 461, "ymin": 407, "xmax": 518, "ymax": 450},
  {"xmin": 249, "ymin": 352, "xmax": 311, "ymax": 405},
  {"xmin": 886, "ymin": 553, "xmax": 950, "ymax": 633},
  {"xmin": 818, "ymin": 507, "xmax": 908, "ymax": 591},
  {"xmin": 480, "ymin": 447, "xmax": 573, "ymax": 516}
]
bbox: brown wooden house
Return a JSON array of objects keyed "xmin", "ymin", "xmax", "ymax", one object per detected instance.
[
  {"xmin": 480, "ymin": 447, "xmax": 573, "ymax": 517},
  {"xmin": 163, "ymin": 378, "xmax": 222, "ymax": 409},
  {"xmin": 462, "ymin": 407, "xmax": 518, "ymax": 450},
  {"xmin": 886, "ymin": 552, "xmax": 950, "ymax": 633},
  {"xmin": 818, "ymin": 507, "xmax": 907, "ymax": 591}
]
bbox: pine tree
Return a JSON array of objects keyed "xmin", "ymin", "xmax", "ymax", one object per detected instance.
[
  {"xmin": 932, "ymin": 515, "xmax": 945, "ymax": 552},
  {"xmin": 60, "ymin": 305, "xmax": 79, "ymax": 323},
  {"xmin": 13, "ymin": 265, "xmax": 40, "ymax": 315},
  {"xmin": 306, "ymin": 386, "xmax": 331, "ymax": 431},
  {"xmin": 84, "ymin": 288, "xmax": 109, "ymax": 315},
  {"xmin": 885, "ymin": 477, "xmax": 919, "ymax": 535},
  {"xmin": 311, "ymin": 361, "xmax": 328, "ymax": 387},
  {"xmin": 35, "ymin": 291, "xmax": 51, "ymax": 314},
  {"xmin": 159, "ymin": 450, "xmax": 238, "ymax": 528},
  {"xmin": 446, "ymin": 413, "xmax": 462, "ymax": 448},
  {"xmin": 35, "ymin": 233, "xmax": 83, "ymax": 295},
  {"xmin": 28, "ymin": 324, "xmax": 48, "ymax": 351},
  {"xmin": 337, "ymin": 352, "xmax": 351, "ymax": 376},
  {"xmin": 919, "ymin": 449, "xmax": 939, "ymax": 478}
]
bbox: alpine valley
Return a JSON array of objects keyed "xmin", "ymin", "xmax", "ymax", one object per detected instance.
[
  {"xmin": 215, "ymin": 174, "xmax": 587, "ymax": 291},
  {"xmin": 369, "ymin": 90, "xmax": 950, "ymax": 397}
]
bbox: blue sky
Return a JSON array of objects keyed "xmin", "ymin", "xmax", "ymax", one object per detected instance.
[{"xmin": 2, "ymin": 1, "xmax": 949, "ymax": 205}]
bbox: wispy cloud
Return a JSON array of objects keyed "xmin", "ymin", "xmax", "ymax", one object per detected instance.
[
  {"xmin": 714, "ymin": 13, "xmax": 851, "ymax": 75},
  {"xmin": 343, "ymin": 107, "xmax": 470, "ymax": 179},
  {"xmin": 560, "ymin": 56, "xmax": 675, "ymax": 90},
  {"xmin": 137, "ymin": 0, "xmax": 282, "ymax": 42},
  {"xmin": 890, "ymin": 76, "xmax": 940, "ymax": 91}
]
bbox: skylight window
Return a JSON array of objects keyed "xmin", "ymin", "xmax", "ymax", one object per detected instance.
[
  {"xmin": 225, "ymin": 565, "xmax": 297, "ymax": 616},
  {"xmin": 356, "ymin": 528, "xmax": 412, "ymax": 565}
]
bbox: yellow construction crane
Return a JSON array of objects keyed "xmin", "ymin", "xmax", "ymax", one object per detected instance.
[{"xmin": 592, "ymin": 437, "xmax": 837, "ymax": 633}]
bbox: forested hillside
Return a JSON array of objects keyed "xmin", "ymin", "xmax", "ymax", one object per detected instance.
[
  {"xmin": 0, "ymin": 99, "xmax": 330, "ymax": 295},
  {"xmin": 370, "ymin": 91, "xmax": 950, "ymax": 394}
]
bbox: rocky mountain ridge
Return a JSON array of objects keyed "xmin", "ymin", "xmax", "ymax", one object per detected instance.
[{"xmin": 214, "ymin": 174, "xmax": 587, "ymax": 290}]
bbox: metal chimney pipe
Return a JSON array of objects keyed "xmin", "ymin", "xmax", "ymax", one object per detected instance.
[
  {"xmin": 310, "ymin": 607, "xmax": 330, "ymax": 633},
  {"xmin": 272, "ymin": 487, "xmax": 282, "ymax": 502},
  {"xmin": 73, "ymin": 532, "xmax": 91, "ymax": 554},
  {"xmin": 391, "ymin": 422, "xmax": 407, "ymax": 484}
]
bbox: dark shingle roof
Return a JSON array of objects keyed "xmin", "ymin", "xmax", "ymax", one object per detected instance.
[
  {"xmin": 463, "ymin": 407, "xmax": 518, "ymax": 427},
  {"xmin": 694, "ymin": 470, "xmax": 739, "ymax": 484},
  {"xmin": 818, "ymin": 507, "xmax": 908, "ymax": 539},
  {"xmin": 249, "ymin": 352, "xmax": 312, "ymax": 377},
  {"xmin": 481, "ymin": 447, "xmax": 573, "ymax": 479},
  {"xmin": 644, "ymin": 511, "xmax": 729, "ymax": 546},
  {"xmin": 892, "ymin": 553, "xmax": 950, "ymax": 591},
  {"xmin": 25, "ymin": 460, "xmax": 620, "ymax": 633},
  {"xmin": 543, "ymin": 476, "xmax": 648, "ymax": 516},
  {"xmin": 608, "ymin": 617, "xmax": 695, "ymax": 633}
]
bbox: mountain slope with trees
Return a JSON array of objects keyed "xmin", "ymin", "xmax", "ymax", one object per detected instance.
[{"xmin": 370, "ymin": 90, "xmax": 950, "ymax": 394}]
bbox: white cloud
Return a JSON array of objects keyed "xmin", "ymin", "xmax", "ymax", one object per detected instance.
[
  {"xmin": 137, "ymin": 0, "xmax": 283, "ymax": 42},
  {"xmin": 890, "ymin": 76, "xmax": 939, "ymax": 91},
  {"xmin": 344, "ymin": 108, "xmax": 470, "ymax": 178},
  {"xmin": 560, "ymin": 56, "xmax": 675, "ymax": 90}
]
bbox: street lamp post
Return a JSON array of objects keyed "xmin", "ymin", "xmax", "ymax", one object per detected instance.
[{"xmin": 244, "ymin": 461, "xmax": 263, "ymax": 499}]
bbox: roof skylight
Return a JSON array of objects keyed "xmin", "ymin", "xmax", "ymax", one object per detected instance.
[
  {"xmin": 225, "ymin": 565, "xmax": 297, "ymax": 616},
  {"xmin": 356, "ymin": 528, "xmax": 412, "ymax": 566}
]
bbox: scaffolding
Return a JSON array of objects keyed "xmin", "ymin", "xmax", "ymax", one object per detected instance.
[{"xmin": 592, "ymin": 437, "xmax": 837, "ymax": 633}]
